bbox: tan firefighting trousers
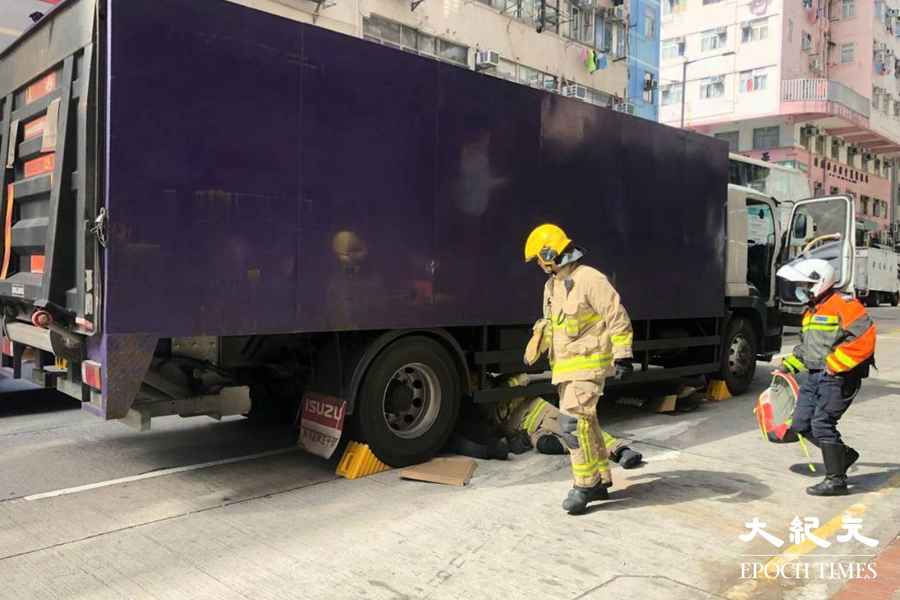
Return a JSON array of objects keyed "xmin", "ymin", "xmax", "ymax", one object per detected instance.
[
  {"xmin": 559, "ymin": 380, "xmax": 611, "ymax": 487},
  {"xmin": 500, "ymin": 396, "xmax": 626, "ymax": 457}
]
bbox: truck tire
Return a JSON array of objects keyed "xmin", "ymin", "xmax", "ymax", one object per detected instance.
[
  {"xmin": 355, "ymin": 336, "xmax": 461, "ymax": 467},
  {"xmin": 720, "ymin": 317, "xmax": 757, "ymax": 396},
  {"xmin": 891, "ymin": 292, "xmax": 899, "ymax": 307}
]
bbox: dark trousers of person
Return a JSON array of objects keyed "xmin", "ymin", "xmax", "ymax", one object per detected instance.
[{"xmin": 792, "ymin": 370, "xmax": 854, "ymax": 446}]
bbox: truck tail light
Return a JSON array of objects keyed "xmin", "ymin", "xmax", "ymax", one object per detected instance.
[
  {"xmin": 1, "ymin": 336, "xmax": 12, "ymax": 357},
  {"xmin": 81, "ymin": 360, "xmax": 102, "ymax": 391}
]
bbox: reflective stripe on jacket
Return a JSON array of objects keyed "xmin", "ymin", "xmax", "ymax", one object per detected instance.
[
  {"xmin": 543, "ymin": 264, "xmax": 633, "ymax": 384},
  {"xmin": 790, "ymin": 292, "xmax": 876, "ymax": 373}
]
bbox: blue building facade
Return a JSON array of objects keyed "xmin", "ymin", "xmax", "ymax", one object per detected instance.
[{"xmin": 627, "ymin": 0, "xmax": 660, "ymax": 121}]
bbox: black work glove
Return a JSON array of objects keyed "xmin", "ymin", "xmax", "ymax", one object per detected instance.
[{"xmin": 614, "ymin": 359, "xmax": 633, "ymax": 380}]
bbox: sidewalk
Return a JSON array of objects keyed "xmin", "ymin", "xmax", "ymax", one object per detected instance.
[{"xmin": 833, "ymin": 535, "xmax": 900, "ymax": 600}]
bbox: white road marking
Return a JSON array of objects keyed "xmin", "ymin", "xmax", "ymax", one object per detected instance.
[{"xmin": 23, "ymin": 447, "xmax": 301, "ymax": 501}]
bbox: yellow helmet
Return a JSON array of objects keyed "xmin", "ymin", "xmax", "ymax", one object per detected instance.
[
  {"xmin": 524, "ymin": 224, "xmax": 572, "ymax": 265},
  {"xmin": 332, "ymin": 230, "xmax": 368, "ymax": 266}
]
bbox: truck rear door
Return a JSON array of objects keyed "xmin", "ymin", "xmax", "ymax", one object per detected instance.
[{"xmin": 0, "ymin": 0, "xmax": 99, "ymax": 357}]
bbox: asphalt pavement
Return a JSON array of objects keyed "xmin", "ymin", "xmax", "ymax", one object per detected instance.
[{"xmin": 0, "ymin": 308, "xmax": 896, "ymax": 599}]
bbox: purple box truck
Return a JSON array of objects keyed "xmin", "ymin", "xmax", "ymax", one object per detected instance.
[{"xmin": 3, "ymin": 0, "xmax": 835, "ymax": 467}]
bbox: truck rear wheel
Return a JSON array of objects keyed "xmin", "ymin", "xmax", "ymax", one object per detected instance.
[
  {"xmin": 720, "ymin": 317, "xmax": 757, "ymax": 396},
  {"xmin": 891, "ymin": 292, "xmax": 899, "ymax": 307},
  {"xmin": 355, "ymin": 336, "xmax": 461, "ymax": 467}
]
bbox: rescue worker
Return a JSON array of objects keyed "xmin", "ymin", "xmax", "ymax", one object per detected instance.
[
  {"xmin": 523, "ymin": 224, "xmax": 635, "ymax": 514},
  {"xmin": 775, "ymin": 258, "xmax": 876, "ymax": 497},
  {"xmin": 486, "ymin": 374, "xmax": 643, "ymax": 468}
]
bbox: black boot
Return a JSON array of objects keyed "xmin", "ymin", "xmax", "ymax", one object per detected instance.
[
  {"xmin": 536, "ymin": 435, "xmax": 566, "ymax": 455},
  {"xmin": 807, "ymin": 441, "xmax": 849, "ymax": 496},
  {"xmin": 562, "ymin": 482, "xmax": 609, "ymax": 515},
  {"xmin": 844, "ymin": 445, "xmax": 859, "ymax": 472},
  {"xmin": 506, "ymin": 431, "xmax": 533, "ymax": 455},
  {"xmin": 611, "ymin": 447, "xmax": 643, "ymax": 469}
]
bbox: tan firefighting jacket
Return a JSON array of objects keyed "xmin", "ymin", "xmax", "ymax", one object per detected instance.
[{"xmin": 543, "ymin": 264, "xmax": 633, "ymax": 384}]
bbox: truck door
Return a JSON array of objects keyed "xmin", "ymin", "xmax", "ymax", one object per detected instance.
[{"xmin": 778, "ymin": 195, "xmax": 856, "ymax": 319}]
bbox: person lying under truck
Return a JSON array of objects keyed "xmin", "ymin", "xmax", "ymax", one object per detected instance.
[{"xmin": 483, "ymin": 373, "xmax": 643, "ymax": 468}]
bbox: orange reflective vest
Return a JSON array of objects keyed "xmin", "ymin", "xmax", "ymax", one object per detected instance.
[{"xmin": 785, "ymin": 292, "xmax": 876, "ymax": 374}]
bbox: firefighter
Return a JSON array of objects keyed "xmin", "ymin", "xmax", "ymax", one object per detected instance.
[
  {"xmin": 487, "ymin": 374, "xmax": 643, "ymax": 467},
  {"xmin": 775, "ymin": 258, "xmax": 876, "ymax": 497},
  {"xmin": 523, "ymin": 224, "xmax": 635, "ymax": 514}
]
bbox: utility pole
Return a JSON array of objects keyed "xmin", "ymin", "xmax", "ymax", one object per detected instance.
[{"xmin": 679, "ymin": 51, "xmax": 734, "ymax": 130}]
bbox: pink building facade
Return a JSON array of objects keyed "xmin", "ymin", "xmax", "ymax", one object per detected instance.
[{"xmin": 660, "ymin": 0, "xmax": 899, "ymax": 236}]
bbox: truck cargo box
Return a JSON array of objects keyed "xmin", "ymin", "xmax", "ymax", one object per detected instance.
[{"xmin": 0, "ymin": 0, "xmax": 727, "ymax": 340}]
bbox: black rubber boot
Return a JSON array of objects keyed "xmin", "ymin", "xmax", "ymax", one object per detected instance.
[
  {"xmin": 562, "ymin": 483, "xmax": 609, "ymax": 515},
  {"xmin": 844, "ymin": 445, "xmax": 859, "ymax": 472},
  {"xmin": 536, "ymin": 435, "xmax": 566, "ymax": 455},
  {"xmin": 506, "ymin": 431, "xmax": 533, "ymax": 455},
  {"xmin": 807, "ymin": 441, "xmax": 849, "ymax": 497},
  {"xmin": 612, "ymin": 447, "xmax": 643, "ymax": 469}
]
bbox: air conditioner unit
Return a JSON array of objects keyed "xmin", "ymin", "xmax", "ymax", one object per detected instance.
[
  {"xmin": 613, "ymin": 5, "xmax": 626, "ymax": 20},
  {"xmin": 809, "ymin": 56, "xmax": 822, "ymax": 71},
  {"xmin": 564, "ymin": 84, "xmax": 588, "ymax": 100},
  {"xmin": 596, "ymin": 5, "xmax": 608, "ymax": 17},
  {"xmin": 475, "ymin": 50, "xmax": 500, "ymax": 71},
  {"xmin": 614, "ymin": 102, "xmax": 635, "ymax": 115},
  {"xmin": 573, "ymin": 0, "xmax": 595, "ymax": 9}
]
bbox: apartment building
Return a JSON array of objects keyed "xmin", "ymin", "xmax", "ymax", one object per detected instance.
[
  {"xmin": 661, "ymin": 0, "xmax": 899, "ymax": 235},
  {"xmin": 228, "ymin": 0, "xmax": 632, "ymax": 110},
  {"xmin": 628, "ymin": 0, "xmax": 661, "ymax": 120}
]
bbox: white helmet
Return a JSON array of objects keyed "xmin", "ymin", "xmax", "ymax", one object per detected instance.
[{"xmin": 776, "ymin": 258, "xmax": 837, "ymax": 302}]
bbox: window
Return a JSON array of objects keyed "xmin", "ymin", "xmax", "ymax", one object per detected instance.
[
  {"xmin": 568, "ymin": 4, "xmax": 594, "ymax": 44},
  {"xmin": 596, "ymin": 17, "xmax": 613, "ymax": 52},
  {"xmin": 700, "ymin": 75, "xmax": 725, "ymax": 99},
  {"xmin": 841, "ymin": 43, "xmax": 855, "ymax": 64},
  {"xmin": 662, "ymin": 37, "xmax": 685, "ymax": 60},
  {"xmin": 788, "ymin": 19, "xmax": 793, "ymax": 42},
  {"xmin": 363, "ymin": 16, "xmax": 469, "ymax": 66},
  {"xmin": 494, "ymin": 58, "xmax": 558, "ymax": 92},
  {"xmin": 644, "ymin": 9, "xmax": 656, "ymax": 39},
  {"xmin": 715, "ymin": 131, "xmax": 740, "ymax": 152},
  {"xmin": 815, "ymin": 135, "xmax": 825, "ymax": 154},
  {"xmin": 642, "ymin": 72, "xmax": 656, "ymax": 103},
  {"xmin": 752, "ymin": 126, "xmax": 780, "ymax": 150},
  {"xmin": 802, "ymin": 31, "xmax": 813, "ymax": 51},
  {"xmin": 615, "ymin": 22, "xmax": 627, "ymax": 58},
  {"xmin": 701, "ymin": 28, "xmax": 727, "ymax": 52},
  {"xmin": 662, "ymin": 0, "xmax": 686, "ymax": 15},
  {"xmin": 740, "ymin": 68, "xmax": 768, "ymax": 92},
  {"xmin": 742, "ymin": 18, "xmax": 769, "ymax": 43},
  {"xmin": 661, "ymin": 83, "xmax": 683, "ymax": 106},
  {"xmin": 831, "ymin": 138, "xmax": 841, "ymax": 159},
  {"xmin": 842, "ymin": 0, "xmax": 855, "ymax": 19}
]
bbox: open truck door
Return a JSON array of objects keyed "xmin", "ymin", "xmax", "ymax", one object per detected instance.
[{"xmin": 778, "ymin": 195, "xmax": 856, "ymax": 324}]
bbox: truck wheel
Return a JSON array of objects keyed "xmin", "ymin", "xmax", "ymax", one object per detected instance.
[
  {"xmin": 720, "ymin": 317, "xmax": 757, "ymax": 396},
  {"xmin": 891, "ymin": 292, "xmax": 899, "ymax": 307},
  {"xmin": 355, "ymin": 336, "xmax": 461, "ymax": 467}
]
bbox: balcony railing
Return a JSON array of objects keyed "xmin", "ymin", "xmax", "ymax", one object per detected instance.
[{"xmin": 782, "ymin": 79, "xmax": 871, "ymax": 119}]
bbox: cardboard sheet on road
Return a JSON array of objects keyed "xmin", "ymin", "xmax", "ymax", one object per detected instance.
[{"xmin": 400, "ymin": 457, "xmax": 477, "ymax": 486}]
